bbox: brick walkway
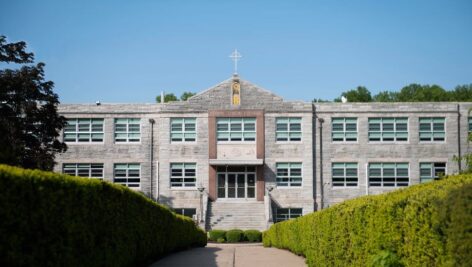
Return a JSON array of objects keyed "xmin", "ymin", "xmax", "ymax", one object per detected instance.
[{"xmin": 150, "ymin": 243, "xmax": 307, "ymax": 267}]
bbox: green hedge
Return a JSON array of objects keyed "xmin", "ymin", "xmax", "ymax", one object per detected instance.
[
  {"xmin": 208, "ymin": 230, "xmax": 227, "ymax": 241},
  {"xmin": 0, "ymin": 165, "xmax": 207, "ymax": 267},
  {"xmin": 226, "ymin": 229, "xmax": 244, "ymax": 242},
  {"xmin": 244, "ymin": 230, "xmax": 262, "ymax": 242},
  {"xmin": 263, "ymin": 174, "xmax": 472, "ymax": 267}
]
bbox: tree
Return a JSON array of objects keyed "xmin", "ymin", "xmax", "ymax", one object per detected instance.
[
  {"xmin": 396, "ymin": 84, "xmax": 449, "ymax": 102},
  {"xmin": 180, "ymin": 91, "xmax": 196, "ymax": 101},
  {"xmin": 449, "ymin": 84, "xmax": 472, "ymax": 102},
  {"xmin": 373, "ymin": 91, "xmax": 398, "ymax": 102},
  {"xmin": 0, "ymin": 36, "xmax": 67, "ymax": 170},
  {"xmin": 155, "ymin": 93, "xmax": 178, "ymax": 103},
  {"xmin": 340, "ymin": 86, "xmax": 372, "ymax": 102},
  {"xmin": 313, "ymin": 98, "xmax": 331, "ymax": 103}
]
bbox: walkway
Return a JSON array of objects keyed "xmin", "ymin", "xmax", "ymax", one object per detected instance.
[{"xmin": 150, "ymin": 243, "xmax": 307, "ymax": 267}]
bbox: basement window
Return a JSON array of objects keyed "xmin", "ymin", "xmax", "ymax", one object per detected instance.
[
  {"xmin": 420, "ymin": 162, "xmax": 446, "ymax": 183},
  {"xmin": 275, "ymin": 208, "xmax": 303, "ymax": 222}
]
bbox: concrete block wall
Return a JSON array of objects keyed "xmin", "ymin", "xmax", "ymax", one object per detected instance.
[
  {"xmin": 54, "ymin": 78, "xmax": 472, "ymax": 220},
  {"xmin": 314, "ymin": 102, "xmax": 471, "ymax": 207},
  {"xmin": 155, "ymin": 113, "xmax": 209, "ymax": 213},
  {"xmin": 54, "ymin": 110, "xmax": 157, "ymax": 196},
  {"xmin": 264, "ymin": 111, "xmax": 315, "ymax": 215}
]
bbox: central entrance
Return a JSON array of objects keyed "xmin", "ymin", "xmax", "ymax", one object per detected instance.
[{"xmin": 217, "ymin": 166, "xmax": 256, "ymax": 199}]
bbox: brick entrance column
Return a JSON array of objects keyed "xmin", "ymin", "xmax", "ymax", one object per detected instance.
[{"xmin": 208, "ymin": 110, "xmax": 265, "ymax": 201}]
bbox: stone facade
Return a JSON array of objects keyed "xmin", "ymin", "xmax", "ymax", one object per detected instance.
[{"xmin": 54, "ymin": 75, "xmax": 472, "ymax": 230}]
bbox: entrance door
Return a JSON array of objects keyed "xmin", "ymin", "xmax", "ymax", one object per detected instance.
[{"xmin": 217, "ymin": 166, "xmax": 256, "ymax": 199}]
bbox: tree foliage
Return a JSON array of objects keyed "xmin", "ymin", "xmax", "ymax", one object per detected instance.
[
  {"xmin": 395, "ymin": 84, "xmax": 450, "ymax": 102},
  {"xmin": 341, "ymin": 86, "xmax": 372, "ymax": 102},
  {"xmin": 155, "ymin": 93, "xmax": 178, "ymax": 103},
  {"xmin": 180, "ymin": 91, "xmax": 196, "ymax": 101},
  {"xmin": 156, "ymin": 91, "xmax": 196, "ymax": 102},
  {"xmin": 327, "ymin": 83, "xmax": 472, "ymax": 103},
  {"xmin": 0, "ymin": 36, "xmax": 66, "ymax": 170}
]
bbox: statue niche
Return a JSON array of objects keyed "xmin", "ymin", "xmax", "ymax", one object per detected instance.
[{"xmin": 232, "ymin": 81, "xmax": 241, "ymax": 106}]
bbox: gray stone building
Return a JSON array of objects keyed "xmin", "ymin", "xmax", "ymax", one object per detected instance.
[{"xmin": 54, "ymin": 75, "xmax": 472, "ymax": 231}]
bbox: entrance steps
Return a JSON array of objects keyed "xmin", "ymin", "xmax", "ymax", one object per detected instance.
[{"xmin": 206, "ymin": 201, "xmax": 267, "ymax": 231}]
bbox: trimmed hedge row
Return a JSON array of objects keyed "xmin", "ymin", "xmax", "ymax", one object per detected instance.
[
  {"xmin": 0, "ymin": 165, "xmax": 207, "ymax": 267},
  {"xmin": 208, "ymin": 229, "xmax": 263, "ymax": 242},
  {"xmin": 263, "ymin": 174, "xmax": 472, "ymax": 266}
]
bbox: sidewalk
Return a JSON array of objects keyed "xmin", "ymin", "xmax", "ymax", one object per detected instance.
[{"xmin": 150, "ymin": 243, "xmax": 307, "ymax": 267}]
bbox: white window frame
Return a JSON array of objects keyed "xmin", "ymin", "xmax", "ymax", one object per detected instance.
[
  {"xmin": 331, "ymin": 162, "xmax": 358, "ymax": 187},
  {"xmin": 468, "ymin": 117, "xmax": 472, "ymax": 136},
  {"xmin": 275, "ymin": 208, "xmax": 303, "ymax": 223},
  {"xmin": 170, "ymin": 118, "xmax": 197, "ymax": 142},
  {"xmin": 170, "ymin": 163, "xmax": 197, "ymax": 188},
  {"xmin": 331, "ymin": 118, "xmax": 358, "ymax": 142},
  {"xmin": 216, "ymin": 117, "xmax": 256, "ymax": 142},
  {"xmin": 113, "ymin": 163, "xmax": 141, "ymax": 188},
  {"xmin": 368, "ymin": 162, "xmax": 409, "ymax": 187},
  {"xmin": 276, "ymin": 117, "xmax": 302, "ymax": 142},
  {"xmin": 64, "ymin": 118, "xmax": 104, "ymax": 143},
  {"xmin": 114, "ymin": 118, "xmax": 141, "ymax": 143},
  {"xmin": 276, "ymin": 162, "xmax": 303, "ymax": 187},
  {"xmin": 63, "ymin": 163, "xmax": 104, "ymax": 180},
  {"xmin": 368, "ymin": 117, "xmax": 408, "ymax": 142},
  {"xmin": 420, "ymin": 162, "xmax": 446, "ymax": 183},
  {"xmin": 419, "ymin": 117, "xmax": 446, "ymax": 142}
]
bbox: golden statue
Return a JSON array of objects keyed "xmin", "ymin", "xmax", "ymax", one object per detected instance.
[{"xmin": 232, "ymin": 82, "xmax": 240, "ymax": 105}]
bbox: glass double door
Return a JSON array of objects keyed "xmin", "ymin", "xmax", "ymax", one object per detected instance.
[{"xmin": 217, "ymin": 171, "xmax": 256, "ymax": 199}]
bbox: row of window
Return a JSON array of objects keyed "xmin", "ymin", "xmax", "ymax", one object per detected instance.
[
  {"xmin": 64, "ymin": 118, "xmax": 141, "ymax": 143},
  {"xmin": 65, "ymin": 116, "xmax": 470, "ymax": 144},
  {"xmin": 333, "ymin": 117, "xmax": 446, "ymax": 142},
  {"xmin": 62, "ymin": 162, "xmax": 197, "ymax": 188},
  {"xmin": 63, "ymin": 161, "xmax": 445, "ymax": 189},
  {"xmin": 171, "ymin": 207, "xmax": 303, "ymax": 223},
  {"xmin": 331, "ymin": 162, "xmax": 446, "ymax": 187},
  {"xmin": 63, "ymin": 117, "xmax": 303, "ymax": 143}
]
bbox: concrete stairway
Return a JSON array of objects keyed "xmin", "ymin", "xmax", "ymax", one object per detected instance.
[{"xmin": 206, "ymin": 201, "xmax": 267, "ymax": 231}]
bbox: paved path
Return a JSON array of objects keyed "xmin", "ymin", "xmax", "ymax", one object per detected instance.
[{"xmin": 150, "ymin": 243, "xmax": 307, "ymax": 267}]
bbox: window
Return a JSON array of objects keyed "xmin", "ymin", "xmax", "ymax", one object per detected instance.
[
  {"xmin": 368, "ymin": 117, "xmax": 408, "ymax": 142},
  {"xmin": 114, "ymin": 163, "xmax": 140, "ymax": 188},
  {"xmin": 64, "ymin": 118, "xmax": 104, "ymax": 143},
  {"xmin": 332, "ymin": 118, "xmax": 357, "ymax": 142},
  {"xmin": 170, "ymin": 163, "xmax": 196, "ymax": 187},
  {"xmin": 173, "ymin": 208, "xmax": 197, "ymax": 218},
  {"xmin": 115, "ymin": 118, "xmax": 141, "ymax": 142},
  {"xmin": 275, "ymin": 208, "xmax": 303, "ymax": 222},
  {"xmin": 217, "ymin": 118, "xmax": 256, "ymax": 141},
  {"xmin": 332, "ymin": 163, "xmax": 358, "ymax": 187},
  {"xmin": 276, "ymin": 163, "xmax": 302, "ymax": 187},
  {"xmin": 420, "ymin": 162, "xmax": 446, "ymax": 183},
  {"xmin": 469, "ymin": 117, "xmax": 472, "ymax": 135},
  {"xmin": 368, "ymin": 163, "xmax": 409, "ymax": 187},
  {"xmin": 63, "ymin": 163, "xmax": 104, "ymax": 179},
  {"xmin": 276, "ymin": 117, "xmax": 302, "ymax": 141},
  {"xmin": 419, "ymin": 117, "xmax": 445, "ymax": 142},
  {"xmin": 171, "ymin": 118, "xmax": 196, "ymax": 142}
]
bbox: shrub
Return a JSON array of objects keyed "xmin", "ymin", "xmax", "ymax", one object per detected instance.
[
  {"xmin": 226, "ymin": 229, "xmax": 244, "ymax": 243},
  {"xmin": 263, "ymin": 174, "xmax": 472, "ymax": 266},
  {"xmin": 244, "ymin": 230, "xmax": 262, "ymax": 242},
  {"xmin": 208, "ymin": 230, "xmax": 227, "ymax": 242},
  {"xmin": 369, "ymin": 250, "xmax": 404, "ymax": 267},
  {"xmin": 0, "ymin": 165, "xmax": 207, "ymax": 267},
  {"xmin": 217, "ymin": 238, "xmax": 226, "ymax": 243}
]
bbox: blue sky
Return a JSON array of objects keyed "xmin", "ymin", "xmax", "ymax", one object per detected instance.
[{"xmin": 1, "ymin": 0, "xmax": 471, "ymax": 103}]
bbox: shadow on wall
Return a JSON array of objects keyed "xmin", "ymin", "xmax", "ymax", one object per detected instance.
[
  {"xmin": 157, "ymin": 195, "xmax": 175, "ymax": 209},
  {"xmin": 149, "ymin": 246, "xmax": 221, "ymax": 267}
]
